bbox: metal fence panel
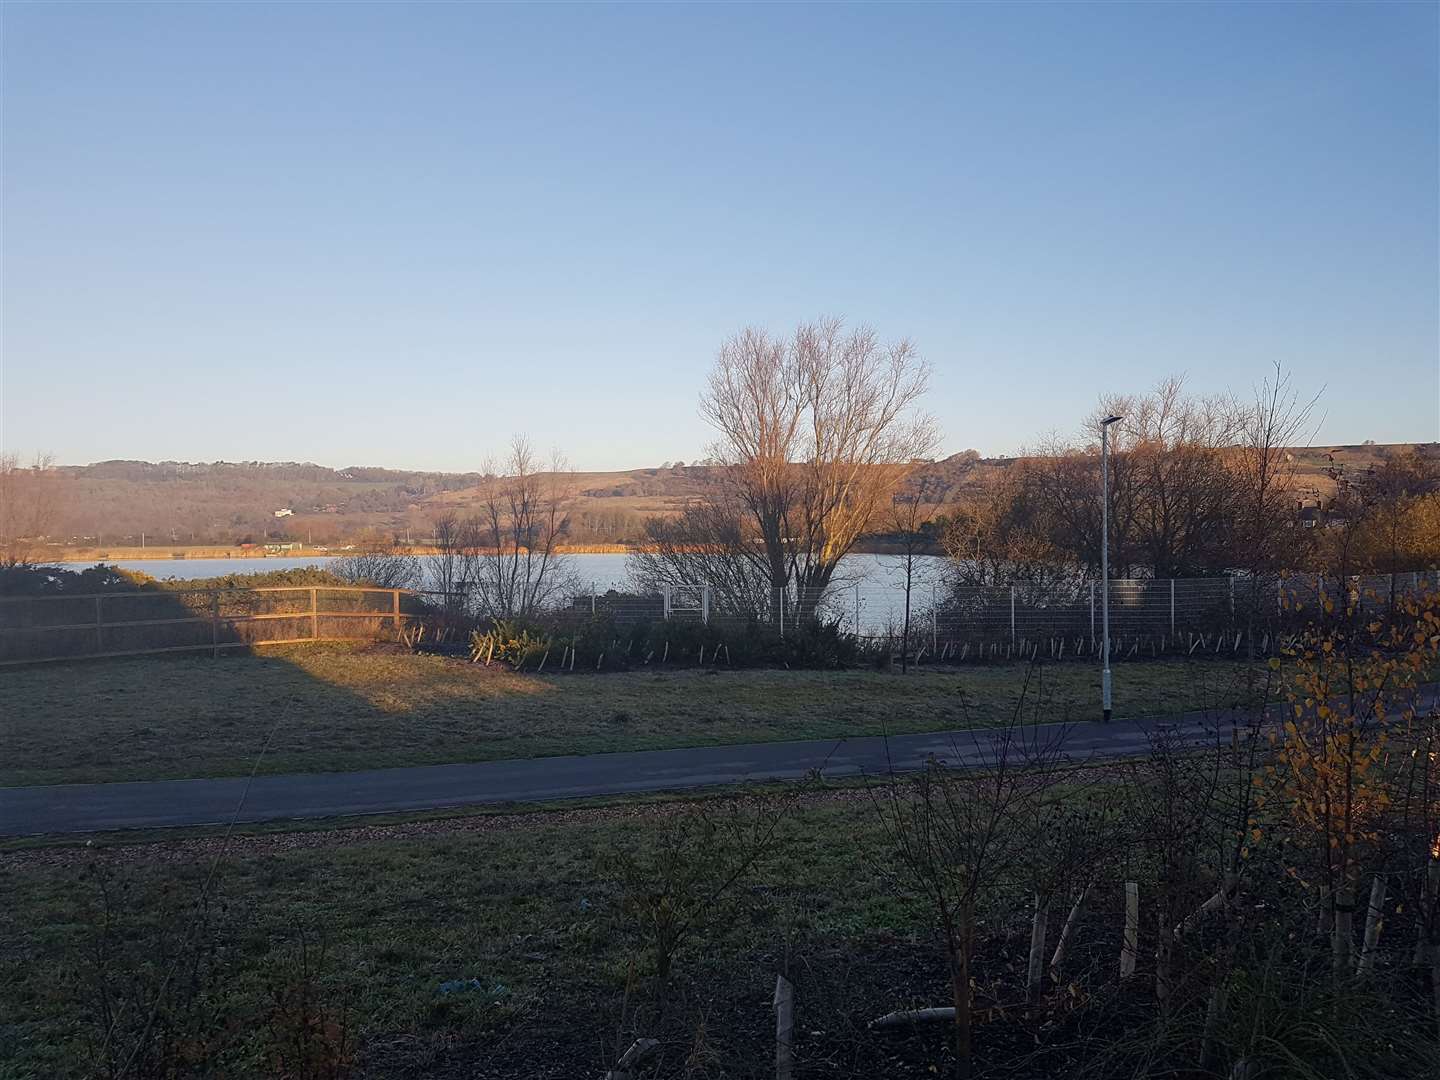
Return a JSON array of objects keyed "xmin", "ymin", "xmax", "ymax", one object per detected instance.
[{"xmin": 0, "ymin": 586, "xmax": 413, "ymax": 665}]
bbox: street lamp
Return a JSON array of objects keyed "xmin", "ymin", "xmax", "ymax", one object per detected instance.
[{"xmin": 1100, "ymin": 414, "xmax": 1124, "ymax": 723}]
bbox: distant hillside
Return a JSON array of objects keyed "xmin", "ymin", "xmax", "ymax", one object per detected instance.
[{"xmin": 41, "ymin": 444, "xmax": 1435, "ymax": 547}]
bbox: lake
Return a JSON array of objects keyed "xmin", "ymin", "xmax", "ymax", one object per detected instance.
[{"xmin": 60, "ymin": 552, "xmax": 949, "ymax": 633}]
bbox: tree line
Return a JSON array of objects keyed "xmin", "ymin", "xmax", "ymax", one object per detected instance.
[{"xmin": 6, "ymin": 320, "xmax": 1437, "ymax": 626}]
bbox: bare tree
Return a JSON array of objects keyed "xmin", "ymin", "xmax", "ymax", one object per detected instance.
[
  {"xmin": 873, "ymin": 689, "xmax": 1068, "ymax": 1080},
  {"xmin": 700, "ymin": 318, "xmax": 936, "ymax": 619},
  {"xmin": 426, "ymin": 512, "xmax": 480, "ymax": 619},
  {"xmin": 471, "ymin": 437, "xmax": 576, "ymax": 619},
  {"xmin": 1092, "ymin": 376, "xmax": 1240, "ymax": 577},
  {"xmin": 1346, "ymin": 448, "xmax": 1439, "ymax": 609},
  {"xmin": 330, "ymin": 545, "xmax": 420, "ymax": 590},
  {"xmin": 941, "ymin": 465, "xmax": 1079, "ymax": 605},
  {"xmin": 0, "ymin": 452, "xmax": 60, "ymax": 568},
  {"xmin": 885, "ymin": 491, "xmax": 937, "ymax": 672},
  {"xmin": 1014, "ymin": 377, "xmax": 1241, "ymax": 578},
  {"xmin": 1230, "ymin": 362, "xmax": 1320, "ymax": 643},
  {"xmin": 626, "ymin": 499, "xmax": 775, "ymax": 618}
]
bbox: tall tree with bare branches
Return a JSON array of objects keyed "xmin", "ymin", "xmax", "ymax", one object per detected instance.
[
  {"xmin": 471, "ymin": 437, "xmax": 576, "ymax": 619},
  {"xmin": 0, "ymin": 452, "xmax": 60, "ymax": 568},
  {"xmin": 885, "ymin": 490, "xmax": 938, "ymax": 672},
  {"xmin": 626, "ymin": 500, "xmax": 775, "ymax": 618},
  {"xmin": 699, "ymin": 318, "xmax": 936, "ymax": 618},
  {"xmin": 1229, "ymin": 362, "xmax": 1320, "ymax": 647}
]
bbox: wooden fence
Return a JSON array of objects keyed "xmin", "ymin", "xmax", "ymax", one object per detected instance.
[{"xmin": 0, "ymin": 586, "xmax": 423, "ymax": 666}]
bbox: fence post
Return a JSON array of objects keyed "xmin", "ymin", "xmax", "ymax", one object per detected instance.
[
  {"xmin": 591, "ymin": 582, "xmax": 596, "ymax": 616},
  {"xmin": 854, "ymin": 582, "xmax": 861, "ymax": 635},
  {"xmin": 392, "ymin": 589, "xmax": 401, "ymax": 631},
  {"xmin": 1089, "ymin": 581, "xmax": 1095, "ymax": 642},
  {"xmin": 1010, "ymin": 585, "xmax": 1016, "ymax": 645},
  {"xmin": 310, "ymin": 588, "xmax": 319, "ymax": 640},
  {"xmin": 702, "ymin": 585, "xmax": 710, "ymax": 625},
  {"xmin": 932, "ymin": 583, "xmax": 938, "ymax": 654},
  {"xmin": 1170, "ymin": 579, "xmax": 1176, "ymax": 635},
  {"xmin": 211, "ymin": 591, "xmax": 220, "ymax": 658},
  {"xmin": 1229, "ymin": 575, "xmax": 1235, "ymax": 616},
  {"xmin": 95, "ymin": 596, "xmax": 104, "ymax": 655},
  {"xmin": 663, "ymin": 585, "xmax": 671, "ymax": 620},
  {"xmin": 777, "ymin": 587, "xmax": 784, "ymax": 637}
]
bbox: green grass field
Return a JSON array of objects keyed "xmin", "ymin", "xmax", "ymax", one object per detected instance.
[
  {"xmin": 0, "ymin": 644, "xmax": 1265, "ymax": 786},
  {"xmin": 0, "ymin": 793, "xmax": 991, "ymax": 1078}
]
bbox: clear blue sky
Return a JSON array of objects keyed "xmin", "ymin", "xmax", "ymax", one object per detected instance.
[{"xmin": 3, "ymin": 2, "xmax": 1436, "ymax": 472}]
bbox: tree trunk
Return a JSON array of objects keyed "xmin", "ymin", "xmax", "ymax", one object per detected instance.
[
  {"xmin": 773, "ymin": 974, "xmax": 794, "ymax": 1080},
  {"xmin": 1432, "ymin": 941, "xmax": 1440, "ymax": 1042},
  {"xmin": 1332, "ymin": 884, "xmax": 1355, "ymax": 973},
  {"xmin": 1416, "ymin": 859, "xmax": 1439, "ymax": 966},
  {"xmin": 1120, "ymin": 882, "xmax": 1139, "ymax": 980},
  {"xmin": 1156, "ymin": 914, "xmax": 1175, "ymax": 1006},
  {"xmin": 1027, "ymin": 893, "xmax": 1050, "ymax": 1005},
  {"xmin": 1201, "ymin": 977, "xmax": 1228, "ymax": 1073},
  {"xmin": 901, "ymin": 563, "xmax": 912, "ymax": 674},
  {"xmin": 1357, "ymin": 874, "xmax": 1388, "ymax": 975},
  {"xmin": 947, "ymin": 911, "xmax": 974, "ymax": 1080},
  {"xmin": 1049, "ymin": 884, "xmax": 1090, "ymax": 983}
]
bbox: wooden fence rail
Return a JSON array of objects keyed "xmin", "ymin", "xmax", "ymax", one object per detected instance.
[{"xmin": 0, "ymin": 586, "xmax": 418, "ymax": 666}]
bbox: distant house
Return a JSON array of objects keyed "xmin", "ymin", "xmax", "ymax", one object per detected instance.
[{"xmin": 273, "ymin": 508, "xmax": 294, "ymax": 518}]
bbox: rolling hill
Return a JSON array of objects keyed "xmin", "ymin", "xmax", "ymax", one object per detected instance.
[{"xmin": 38, "ymin": 443, "xmax": 1435, "ymax": 549}]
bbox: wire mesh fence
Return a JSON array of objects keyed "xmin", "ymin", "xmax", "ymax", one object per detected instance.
[
  {"xmin": 0, "ymin": 586, "xmax": 424, "ymax": 665},
  {"xmin": 5, "ymin": 569, "xmax": 1435, "ymax": 667},
  {"xmin": 553, "ymin": 569, "xmax": 1440, "ymax": 662}
]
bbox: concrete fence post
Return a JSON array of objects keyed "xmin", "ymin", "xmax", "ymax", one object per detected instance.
[
  {"xmin": 1010, "ymin": 585, "xmax": 1017, "ymax": 645},
  {"xmin": 1229, "ymin": 575, "xmax": 1235, "ymax": 615},
  {"xmin": 310, "ymin": 587, "xmax": 319, "ymax": 641},
  {"xmin": 1170, "ymin": 579, "xmax": 1176, "ymax": 635},
  {"xmin": 1089, "ymin": 581, "xmax": 1095, "ymax": 642},
  {"xmin": 854, "ymin": 582, "xmax": 861, "ymax": 635}
]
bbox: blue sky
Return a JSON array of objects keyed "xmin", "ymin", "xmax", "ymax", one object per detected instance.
[{"xmin": 3, "ymin": 2, "xmax": 1436, "ymax": 471}]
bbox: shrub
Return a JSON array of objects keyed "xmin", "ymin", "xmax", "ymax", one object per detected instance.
[{"xmin": 470, "ymin": 619, "xmax": 553, "ymax": 667}]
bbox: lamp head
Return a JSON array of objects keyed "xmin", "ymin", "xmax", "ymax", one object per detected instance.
[{"xmin": 1101, "ymin": 414, "xmax": 1124, "ymax": 426}]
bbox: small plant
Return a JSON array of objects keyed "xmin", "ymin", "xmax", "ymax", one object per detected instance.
[
  {"xmin": 603, "ymin": 796, "xmax": 793, "ymax": 1004},
  {"xmin": 470, "ymin": 618, "xmax": 552, "ymax": 667},
  {"xmin": 73, "ymin": 857, "xmax": 235, "ymax": 1079},
  {"xmin": 263, "ymin": 931, "xmax": 354, "ymax": 1080}
]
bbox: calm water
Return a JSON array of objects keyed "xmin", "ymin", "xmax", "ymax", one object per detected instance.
[{"xmin": 61, "ymin": 552, "xmax": 947, "ymax": 632}]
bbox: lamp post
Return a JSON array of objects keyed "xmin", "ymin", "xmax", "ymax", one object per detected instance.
[{"xmin": 1100, "ymin": 414, "xmax": 1124, "ymax": 722}]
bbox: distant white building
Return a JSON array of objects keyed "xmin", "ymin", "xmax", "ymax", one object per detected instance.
[{"xmin": 273, "ymin": 508, "xmax": 294, "ymax": 518}]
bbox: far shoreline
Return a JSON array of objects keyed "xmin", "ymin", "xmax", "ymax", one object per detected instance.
[{"xmin": 48, "ymin": 539, "xmax": 945, "ymax": 563}]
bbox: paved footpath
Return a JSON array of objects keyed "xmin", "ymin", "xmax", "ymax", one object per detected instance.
[{"xmin": 4, "ymin": 689, "xmax": 1435, "ymax": 836}]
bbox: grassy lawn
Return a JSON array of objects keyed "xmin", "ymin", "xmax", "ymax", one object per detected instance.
[
  {"xmin": 5, "ymin": 776, "xmax": 1432, "ymax": 1080},
  {"xmin": 0, "ymin": 792, "xmax": 1079, "ymax": 1079},
  {"xmin": 0, "ymin": 644, "xmax": 1265, "ymax": 785},
  {"xmin": 0, "ymin": 796, "xmax": 892, "ymax": 1078}
]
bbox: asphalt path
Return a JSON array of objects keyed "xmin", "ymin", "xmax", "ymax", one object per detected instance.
[{"xmin": 4, "ymin": 689, "xmax": 1434, "ymax": 836}]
